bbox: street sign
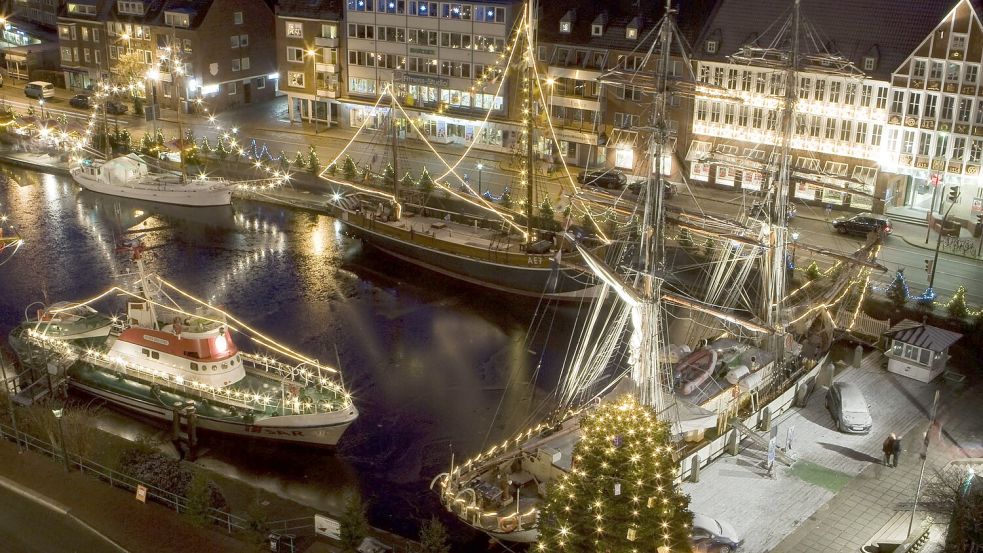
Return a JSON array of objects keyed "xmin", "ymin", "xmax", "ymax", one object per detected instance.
[
  {"xmin": 786, "ymin": 426, "xmax": 795, "ymax": 452},
  {"xmin": 767, "ymin": 437, "xmax": 777, "ymax": 469},
  {"xmin": 135, "ymin": 484, "xmax": 147, "ymax": 503}
]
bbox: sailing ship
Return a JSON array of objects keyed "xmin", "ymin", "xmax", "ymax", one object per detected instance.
[
  {"xmin": 8, "ymin": 242, "xmax": 358, "ymax": 446},
  {"xmin": 431, "ymin": 0, "xmax": 885, "ymax": 541},
  {"xmin": 326, "ymin": 7, "xmax": 612, "ymax": 299}
]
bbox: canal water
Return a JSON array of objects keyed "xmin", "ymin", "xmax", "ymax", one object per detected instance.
[{"xmin": 0, "ymin": 166, "xmax": 586, "ymax": 544}]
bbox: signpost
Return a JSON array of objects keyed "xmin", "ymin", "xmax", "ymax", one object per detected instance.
[
  {"xmin": 767, "ymin": 436, "xmax": 777, "ymax": 477},
  {"xmin": 314, "ymin": 514, "xmax": 341, "ymax": 539},
  {"xmin": 135, "ymin": 485, "xmax": 147, "ymax": 503}
]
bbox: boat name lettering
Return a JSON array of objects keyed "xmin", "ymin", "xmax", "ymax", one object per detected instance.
[
  {"xmin": 143, "ymin": 335, "xmax": 170, "ymax": 346},
  {"xmin": 527, "ymin": 256, "xmax": 543, "ymax": 265}
]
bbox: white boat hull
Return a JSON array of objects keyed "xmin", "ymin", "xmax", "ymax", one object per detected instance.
[
  {"xmin": 70, "ymin": 380, "xmax": 355, "ymax": 447},
  {"xmin": 72, "ymin": 167, "xmax": 232, "ymax": 207}
]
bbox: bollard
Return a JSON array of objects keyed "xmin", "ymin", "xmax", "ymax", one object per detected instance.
[
  {"xmin": 794, "ymin": 381, "xmax": 809, "ymax": 407},
  {"xmin": 171, "ymin": 406, "xmax": 181, "ymax": 441},
  {"xmin": 760, "ymin": 407, "xmax": 772, "ymax": 432},
  {"xmin": 690, "ymin": 454, "xmax": 701, "ymax": 483},
  {"xmin": 187, "ymin": 410, "xmax": 199, "ymax": 462},
  {"xmin": 727, "ymin": 428, "xmax": 739, "ymax": 456},
  {"xmin": 853, "ymin": 344, "xmax": 863, "ymax": 369}
]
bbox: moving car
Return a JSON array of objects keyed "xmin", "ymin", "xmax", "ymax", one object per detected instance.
[
  {"xmin": 691, "ymin": 513, "xmax": 743, "ymax": 552},
  {"xmin": 105, "ymin": 101, "xmax": 129, "ymax": 115},
  {"xmin": 826, "ymin": 381, "xmax": 872, "ymax": 434},
  {"xmin": 628, "ymin": 178, "xmax": 676, "ymax": 198},
  {"xmin": 24, "ymin": 81, "xmax": 55, "ymax": 99},
  {"xmin": 69, "ymin": 94, "xmax": 91, "ymax": 109},
  {"xmin": 831, "ymin": 212, "xmax": 892, "ymax": 237},
  {"xmin": 578, "ymin": 169, "xmax": 627, "ymax": 189}
]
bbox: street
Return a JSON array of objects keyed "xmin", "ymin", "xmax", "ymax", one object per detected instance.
[{"xmin": 0, "ymin": 483, "xmax": 122, "ymax": 553}]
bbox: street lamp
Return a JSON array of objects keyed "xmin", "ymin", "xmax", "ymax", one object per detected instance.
[
  {"xmin": 927, "ymin": 186, "xmax": 960, "ymax": 296},
  {"xmin": 476, "ymin": 162, "xmax": 484, "ymax": 196},
  {"xmin": 145, "ymin": 68, "xmax": 161, "ymax": 137},
  {"xmin": 38, "ymin": 98, "xmax": 45, "ymax": 120},
  {"xmin": 790, "ymin": 231, "xmax": 800, "ymax": 268},
  {"xmin": 51, "ymin": 408, "xmax": 70, "ymax": 473}
]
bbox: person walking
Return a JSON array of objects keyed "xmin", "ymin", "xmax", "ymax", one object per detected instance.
[
  {"xmin": 882, "ymin": 433, "xmax": 896, "ymax": 466},
  {"xmin": 891, "ymin": 435, "xmax": 902, "ymax": 467},
  {"xmin": 824, "ymin": 203, "xmax": 833, "ymax": 220}
]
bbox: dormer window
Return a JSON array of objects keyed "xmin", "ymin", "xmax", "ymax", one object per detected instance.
[
  {"xmin": 67, "ymin": 3, "xmax": 97, "ymax": 15},
  {"xmin": 591, "ymin": 12, "xmax": 607, "ymax": 37},
  {"xmin": 117, "ymin": 0, "xmax": 144, "ymax": 15},
  {"xmin": 164, "ymin": 11, "xmax": 190, "ymax": 27},
  {"xmin": 951, "ymin": 33, "xmax": 967, "ymax": 58},
  {"xmin": 706, "ymin": 40, "xmax": 718, "ymax": 54},
  {"xmin": 559, "ymin": 10, "xmax": 575, "ymax": 34},
  {"xmin": 626, "ymin": 16, "xmax": 640, "ymax": 40},
  {"xmin": 863, "ymin": 56, "xmax": 876, "ymax": 71}
]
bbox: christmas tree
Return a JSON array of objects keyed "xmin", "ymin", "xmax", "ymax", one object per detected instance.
[
  {"xmin": 399, "ymin": 171, "xmax": 415, "ymax": 190},
  {"xmin": 418, "ymin": 167, "xmax": 435, "ymax": 193},
  {"xmin": 338, "ymin": 490, "xmax": 369, "ymax": 553},
  {"xmin": 946, "ymin": 286, "xmax": 968, "ymax": 318},
  {"xmin": 342, "ymin": 155, "xmax": 358, "ymax": 180},
  {"xmin": 293, "ymin": 151, "xmax": 307, "ymax": 170},
  {"xmin": 805, "ymin": 261, "xmax": 822, "ymax": 281},
  {"xmin": 885, "ymin": 270, "xmax": 910, "ymax": 310},
  {"xmin": 383, "ymin": 163, "xmax": 396, "ymax": 188},
  {"xmin": 537, "ymin": 395, "xmax": 693, "ymax": 553},
  {"xmin": 307, "ymin": 145, "xmax": 320, "ymax": 174},
  {"xmin": 418, "ymin": 517, "xmax": 451, "ymax": 553}
]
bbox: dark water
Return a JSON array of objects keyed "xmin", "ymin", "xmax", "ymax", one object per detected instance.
[{"xmin": 0, "ymin": 166, "xmax": 580, "ymax": 544}]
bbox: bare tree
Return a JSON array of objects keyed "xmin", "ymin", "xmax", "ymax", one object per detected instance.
[{"xmin": 922, "ymin": 465, "xmax": 982, "ymax": 552}]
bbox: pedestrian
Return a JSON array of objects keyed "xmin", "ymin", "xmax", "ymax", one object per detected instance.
[
  {"xmin": 824, "ymin": 203, "xmax": 833, "ymax": 220},
  {"xmin": 882, "ymin": 433, "xmax": 896, "ymax": 466},
  {"xmin": 891, "ymin": 435, "xmax": 902, "ymax": 467}
]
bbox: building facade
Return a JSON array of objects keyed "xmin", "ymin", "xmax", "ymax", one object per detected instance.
[
  {"xmin": 339, "ymin": 0, "xmax": 523, "ymax": 152},
  {"xmin": 57, "ymin": 0, "xmax": 277, "ymax": 112},
  {"xmin": 275, "ymin": 0, "xmax": 343, "ymax": 127}
]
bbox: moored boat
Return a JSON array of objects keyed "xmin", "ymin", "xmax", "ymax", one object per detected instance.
[{"xmin": 70, "ymin": 154, "xmax": 233, "ymax": 207}]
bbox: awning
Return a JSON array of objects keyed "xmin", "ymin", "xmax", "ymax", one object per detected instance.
[{"xmin": 686, "ymin": 140, "xmax": 712, "ymax": 161}]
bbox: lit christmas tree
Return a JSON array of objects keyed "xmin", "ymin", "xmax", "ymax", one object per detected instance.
[
  {"xmin": 885, "ymin": 269, "xmax": 910, "ymax": 310},
  {"xmin": 537, "ymin": 396, "xmax": 693, "ymax": 553},
  {"xmin": 946, "ymin": 285, "xmax": 968, "ymax": 318}
]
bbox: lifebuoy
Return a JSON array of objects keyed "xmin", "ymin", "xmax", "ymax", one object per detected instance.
[{"xmin": 498, "ymin": 516, "xmax": 518, "ymax": 533}]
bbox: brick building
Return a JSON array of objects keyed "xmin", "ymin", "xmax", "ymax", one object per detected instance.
[{"xmin": 274, "ymin": 0, "xmax": 343, "ymax": 127}]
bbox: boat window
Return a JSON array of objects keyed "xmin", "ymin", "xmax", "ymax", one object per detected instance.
[
  {"xmin": 191, "ymin": 362, "xmax": 199, "ymax": 371},
  {"xmin": 151, "ymin": 351, "xmax": 160, "ymax": 359},
  {"xmin": 212, "ymin": 365, "xmax": 218, "ymax": 371},
  {"xmin": 222, "ymin": 363, "xmax": 228, "ymax": 371},
  {"xmin": 141, "ymin": 348, "xmax": 150, "ymax": 356}
]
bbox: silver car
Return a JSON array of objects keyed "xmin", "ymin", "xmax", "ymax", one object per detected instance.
[
  {"xmin": 826, "ymin": 381, "xmax": 872, "ymax": 434},
  {"xmin": 691, "ymin": 513, "xmax": 742, "ymax": 552}
]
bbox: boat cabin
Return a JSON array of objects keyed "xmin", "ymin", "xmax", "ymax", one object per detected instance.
[{"xmin": 883, "ymin": 319, "xmax": 962, "ymax": 383}]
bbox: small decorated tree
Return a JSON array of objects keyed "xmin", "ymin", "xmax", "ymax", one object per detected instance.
[
  {"xmin": 399, "ymin": 171, "xmax": 415, "ymax": 190},
  {"xmin": 199, "ymin": 137, "xmax": 212, "ymax": 155},
  {"xmin": 215, "ymin": 138, "xmax": 229, "ymax": 161},
  {"xmin": 307, "ymin": 145, "xmax": 320, "ymax": 174},
  {"xmin": 182, "ymin": 129, "xmax": 200, "ymax": 166},
  {"xmin": 885, "ymin": 270, "xmax": 910, "ymax": 311},
  {"xmin": 278, "ymin": 150, "xmax": 289, "ymax": 172},
  {"xmin": 679, "ymin": 227, "xmax": 694, "ymax": 250},
  {"xmin": 946, "ymin": 286, "xmax": 968, "ymax": 319},
  {"xmin": 342, "ymin": 155, "xmax": 358, "ymax": 180},
  {"xmin": 338, "ymin": 490, "xmax": 369, "ymax": 553},
  {"xmin": 500, "ymin": 189, "xmax": 513, "ymax": 209},
  {"xmin": 539, "ymin": 196, "xmax": 557, "ymax": 231},
  {"xmin": 293, "ymin": 151, "xmax": 307, "ymax": 170},
  {"xmin": 537, "ymin": 395, "xmax": 694, "ymax": 552},
  {"xmin": 140, "ymin": 132, "xmax": 155, "ymax": 156},
  {"xmin": 418, "ymin": 167, "xmax": 435, "ymax": 193},
  {"xmin": 805, "ymin": 261, "xmax": 822, "ymax": 281},
  {"xmin": 418, "ymin": 517, "xmax": 450, "ymax": 553},
  {"xmin": 382, "ymin": 163, "xmax": 395, "ymax": 188}
]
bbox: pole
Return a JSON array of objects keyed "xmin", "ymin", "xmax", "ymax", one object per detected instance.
[
  {"xmin": 55, "ymin": 413, "xmax": 69, "ymax": 472},
  {"xmin": 478, "ymin": 166, "xmax": 483, "ymax": 196},
  {"xmin": 524, "ymin": 0, "xmax": 536, "ymax": 246},
  {"xmin": 908, "ymin": 389, "xmax": 940, "ymax": 537},
  {"xmin": 928, "ymin": 200, "xmax": 956, "ymax": 291}
]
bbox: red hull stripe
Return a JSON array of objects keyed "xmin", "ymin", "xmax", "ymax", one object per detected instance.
[{"xmin": 117, "ymin": 328, "xmax": 239, "ymax": 362}]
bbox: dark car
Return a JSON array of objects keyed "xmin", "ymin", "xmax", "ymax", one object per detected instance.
[
  {"xmin": 627, "ymin": 179, "xmax": 676, "ymax": 198},
  {"xmin": 578, "ymin": 169, "xmax": 627, "ymax": 189},
  {"xmin": 748, "ymin": 200, "xmax": 796, "ymax": 220},
  {"xmin": 691, "ymin": 514, "xmax": 743, "ymax": 553},
  {"xmin": 105, "ymin": 101, "xmax": 129, "ymax": 115},
  {"xmin": 69, "ymin": 94, "xmax": 91, "ymax": 109},
  {"xmin": 831, "ymin": 212, "xmax": 892, "ymax": 237}
]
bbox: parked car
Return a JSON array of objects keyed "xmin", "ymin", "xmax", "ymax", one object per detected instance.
[
  {"xmin": 628, "ymin": 179, "xmax": 676, "ymax": 198},
  {"xmin": 24, "ymin": 81, "xmax": 55, "ymax": 99},
  {"xmin": 747, "ymin": 200, "xmax": 796, "ymax": 220},
  {"xmin": 69, "ymin": 94, "xmax": 91, "ymax": 109},
  {"xmin": 578, "ymin": 169, "xmax": 627, "ymax": 189},
  {"xmin": 691, "ymin": 513, "xmax": 743, "ymax": 553},
  {"xmin": 105, "ymin": 101, "xmax": 129, "ymax": 115},
  {"xmin": 826, "ymin": 381, "xmax": 872, "ymax": 434},
  {"xmin": 831, "ymin": 212, "xmax": 892, "ymax": 237}
]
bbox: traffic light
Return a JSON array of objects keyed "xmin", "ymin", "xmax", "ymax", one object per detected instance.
[
  {"xmin": 924, "ymin": 259, "xmax": 934, "ymax": 274},
  {"xmin": 947, "ymin": 186, "xmax": 960, "ymax": 203}
]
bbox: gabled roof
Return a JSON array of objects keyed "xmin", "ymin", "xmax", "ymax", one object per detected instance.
[
  {"xmin": 277, "ymin": 0, "xmax": 342, "ymax": 20},
  {"xmin": 884, "ymin": 319, "xmax": 962, "ymax": 351},
  {"xmin": 694, "ymin": 0, "xmax": 958, "ymax": 80}
]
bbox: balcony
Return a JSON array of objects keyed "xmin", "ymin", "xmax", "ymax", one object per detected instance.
[
  {"xmin": 314, "ymin": 36, "xmax": 338, "ymax": 48},
  {"xmin": 315, "ymin": 62, "xmax": 338, "ymax": 73},
  {"xmin": 316, "ymin": 88, "xmax": 338, "ymax": 99}
]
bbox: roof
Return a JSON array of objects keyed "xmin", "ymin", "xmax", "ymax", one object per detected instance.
[
  {"xmin": 276, "ymin": 0, "xmax": 342, "ymax": 20},
  {"xmin": 694, "ymin": 0, "xmax": 959, "ymax": 80},
  {"xmin": 884, "ymin": 319, "xmax": 962, "ymax": 351},
  {"xmin": 536, "ymin": 0, "xmax": 717, "ymax": 53}
]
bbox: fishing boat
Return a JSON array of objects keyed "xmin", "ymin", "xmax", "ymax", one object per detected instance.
[
  {"xmin": 70, "ymin": 154, "xmax": 234, "ymax": 207},
  {"xmin": 8, "ymin": 242, "xmax": 358, "ymax": 447},
  {"xmin": 432, "ymin": 0, "xmax": 886, "ymax": 541}
]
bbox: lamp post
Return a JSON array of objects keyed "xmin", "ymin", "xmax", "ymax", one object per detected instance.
[
  {"xmin": 927, "ymin": 186, "xmax": 960, "ymax": 295},
  {"xmin": 306, "ymin": 48, "xmax": 318, "ymax": 134},
  {"xmin": 52, "ymin": 408, "xmax": 69, "ymax": 473},
  {"xmin": 790, "ymin": 231, "xmax": 800, "ymax": 268},
  {"xmin": 38, "ymin": 98, "xmax": 45, "ymax": 120},
  {"xmin": 476, "ymin": 162, "xmax": 484, "ymax": 196},
  {"xmin": 145, "ymin": 68, "xmax": 160, "ymax": 137}
]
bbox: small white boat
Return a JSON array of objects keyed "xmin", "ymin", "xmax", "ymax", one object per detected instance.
[{"xmin": 70, "ymin": 154, "xmax": 232, "ymax": 207}]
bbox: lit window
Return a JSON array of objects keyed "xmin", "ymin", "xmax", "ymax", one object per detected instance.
[
  {"xmin": 285, "ymin": 21, "xmax": 303, "ymax": 39},
  {"xmin": 591, "ymin": 25, "xmax": 602, "ymax": 37},
  {"xmin": 706, "ymin": 40, "xmax": 717, "ymax": 54},
  {"xmin": 863, "ymin": 57, "xmax": 876, "ymax": 71},
  {"xmin": 234, "ymin": 11, "xmax": 243, "ymax": 24},
  {"xmin": 560, "ymin": 21, "xmax": 571, "ymax": 33}
]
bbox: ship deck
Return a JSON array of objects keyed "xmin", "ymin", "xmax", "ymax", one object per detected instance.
[{"xmin": 367, "ymin": 209, "xmax": 533, "ymax": 253}]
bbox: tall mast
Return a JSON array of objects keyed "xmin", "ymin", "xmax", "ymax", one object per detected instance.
[
  {"xmin": 524, "ymin": 0, "xmax": 535, "ymax": 245},
  {"xmin": 173, "ymin": 27, "xmax": 186, "ymax": 182},
  {"xmin": 102, "ymin": 83, "xmax": 111, "ymax": 159},
  {"xmin": 391, "ymin": 90, "xmax": 401, "ymax": 219}
]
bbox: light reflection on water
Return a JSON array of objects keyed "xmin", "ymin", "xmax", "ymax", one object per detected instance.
[{"xmin": 0, "ymin": 166, "xmax": 575, "ymax": 543}]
